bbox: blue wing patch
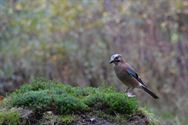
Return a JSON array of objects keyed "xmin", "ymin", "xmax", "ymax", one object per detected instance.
[
  {"xmin": 127, "ymin": 67, "xmax": 147, "ymax": 86},
  {"xmin": 127, "ymin": 68, "xmax": 138, "ymax": 78}
]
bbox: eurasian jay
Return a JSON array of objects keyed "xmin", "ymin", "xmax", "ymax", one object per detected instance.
[{"xmin": 109, "ymin": 54, "xmax": 159, "ymax": 99}]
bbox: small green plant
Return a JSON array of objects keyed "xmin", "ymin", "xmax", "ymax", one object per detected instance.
[
  {"xmin": 58, "ymin": 115, "xmax": 76, "ymax": 124},
  {"xmin": 0, "ymin": 108, "xmax": 20, "ymax": 125}
]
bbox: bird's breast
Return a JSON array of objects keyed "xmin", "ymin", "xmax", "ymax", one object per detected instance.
[{"xmin": 114, "ymin": 66, "xmax": 139, "ymax": 88}]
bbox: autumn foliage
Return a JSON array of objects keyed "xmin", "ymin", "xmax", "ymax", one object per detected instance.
[{"xmin": 0, "ymin": 0, "xmax": 188, "ymax": 124}]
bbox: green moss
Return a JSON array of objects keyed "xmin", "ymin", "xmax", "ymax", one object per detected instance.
[
  {"xmin": 138, "ymin": 108, "xmax": 160, "ymax": 125},
  {"xmin": 0, "ymin": 108, "xmax": 20, "ymax": 125},
  {"xmin": 0, "ymin": 79, "xmax": 161, "ymax": 124},
  {"xmin": 58, "ymin": 115, "xmax": 77, "ymax": 124},
  {"xmin": 10, "ymin": 89, "xmax": 88, "ymax": 114},
  {"xmin": 3, "ymin": 78, "xmax": 137, "ymax": 115},
  {"xmin": 92, "ymin": 111, "xmax": 128, "ymax": 124},
  {"xmin": 84, "ymin": 92, "xmax": 137, "ymax": 115}
]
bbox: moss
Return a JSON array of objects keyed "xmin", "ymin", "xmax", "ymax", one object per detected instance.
[
  {"xmin": 39, "ymin": 111, "xmax": 76, "ymax": 125},
  {"xmin": 0, "ymin": 108, "xmax": 20, "ymax": 125},
  {"xmin": 138, "ymin": 108, "xmax": 160, "ymax": 125},
  {"xmin": 58, "ymin": 115, "xmax": 77, "ymax": 124},
  {"xmin": 92, "ymin": 110, "xmax": 128, "ymax": 124},
  {"xmin": 0, "ymin": 78, "xmax": 160, "ymax": 124},
  {"xmin": 3, "ymin": 78, "xmax": 137, "ymax": 115},
  {"xmin": 84, "ymin": 92, "xmax": 137, "ymax": 115},
  {"xmin": 9, "ymin": 90, "xmax": 88, "ymax": 114}
]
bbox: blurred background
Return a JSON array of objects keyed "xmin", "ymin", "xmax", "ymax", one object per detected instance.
[{"xmin": 0, "ymin": 0, "xmax": 188, "ymax": 124}]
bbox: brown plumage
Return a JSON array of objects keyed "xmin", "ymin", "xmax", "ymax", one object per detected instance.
[{"xmin": 110, "ymin": 54, "xmax": 159, "ymax": 99}]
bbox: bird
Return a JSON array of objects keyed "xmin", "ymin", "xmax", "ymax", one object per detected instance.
[{"xmin": 109, "ymin": 54, "xmax": 159, "ymax": 99}]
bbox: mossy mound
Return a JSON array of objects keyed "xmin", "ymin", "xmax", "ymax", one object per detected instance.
[{"xmin": 0, "ymin": 79, "xmax": 159, "ymax": 125}]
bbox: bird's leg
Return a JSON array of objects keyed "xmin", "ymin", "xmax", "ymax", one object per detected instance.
[
  {"xmin": 126, "ymin": 88, "xmax": 136, "ymax": 98},
  {"xmin": 125, "ymin": 87, "xmax": 130, "ymax": 93}
]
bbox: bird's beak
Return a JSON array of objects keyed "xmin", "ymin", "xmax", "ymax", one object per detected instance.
[{"xmin": 109, "ymin": 59, "xmax": 114, "ymax": 64}]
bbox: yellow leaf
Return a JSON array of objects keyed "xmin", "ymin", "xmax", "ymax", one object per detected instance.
[
  {"xmin": 15, "ymin": 3, "xmax": 22, "ymax": 11},
  {"xmin": 0, "ymin": 96, "xmax": 4, "ymax": 103}
]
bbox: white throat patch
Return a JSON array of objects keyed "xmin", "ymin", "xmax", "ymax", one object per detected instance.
[{"xmin": 110, "ymin": 54, "xmax": 121, "ymax": 60}]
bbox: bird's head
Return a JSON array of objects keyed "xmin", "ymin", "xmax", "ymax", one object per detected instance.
[{"xmin": 109, "ymin": 54, "xmax": 124, "ymax": 64}]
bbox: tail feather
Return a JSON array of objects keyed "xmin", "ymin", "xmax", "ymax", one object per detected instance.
[{"xmin": 141, "ymin": 86, "xmax": 159, "ymax": 99}]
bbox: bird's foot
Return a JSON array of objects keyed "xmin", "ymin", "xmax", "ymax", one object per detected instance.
[{"xmin": 126, "ymin": 92, "xmax": 136, "ymax": 98}]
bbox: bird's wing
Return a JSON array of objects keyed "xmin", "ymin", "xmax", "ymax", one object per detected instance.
[{"xmin": 126, "ymin": 67, "xmax": 147, "ymax": 87}]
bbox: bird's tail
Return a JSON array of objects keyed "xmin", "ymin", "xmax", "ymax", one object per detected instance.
[{"xmin": 141, "ymin": 86, "xmax": 159, "ymax": 99}]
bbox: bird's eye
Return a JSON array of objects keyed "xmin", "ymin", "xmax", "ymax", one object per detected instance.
[{"xmin": 115, "ymin": 57, "xmax": 119, "ymax": 60}]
